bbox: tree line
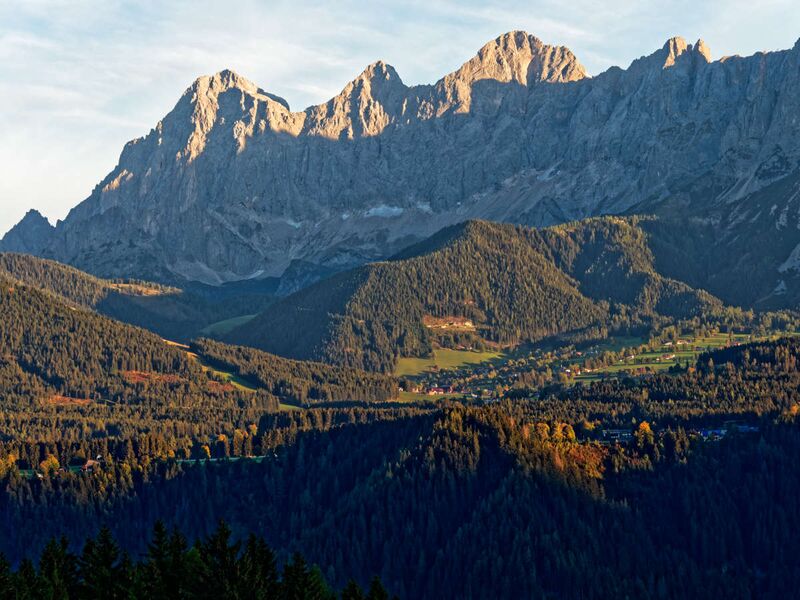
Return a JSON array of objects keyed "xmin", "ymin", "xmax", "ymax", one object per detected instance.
[{"xmin": 1, "ymin": 521, "xmax": 393, "ymax": 599}]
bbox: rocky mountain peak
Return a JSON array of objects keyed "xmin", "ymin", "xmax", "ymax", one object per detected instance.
[
  {"xmin": 188, "ymin": 68, "xmax": 291, "ymax": 110},
  {"xmin": 630, "ymin": 36, "xmax": 712, "ymax": 73},
  {"xmin": 660, "ymin": 36, "xmax": 712, "ymax": 68},
  {"xmin": 463, "ymin": 30, "xmax": 587, "ymax": 86},
  {"xmin": 21, "ymin": 208, "xmax": 47, "ymax": 222},
  {"xmin": 423, "ymin": 30, "xmax": 587, "ymax": 116},
  {"xmin": 173, "ymin": 69, "xmax": 295, "ymax": 161},
  {"xmin": 301, "ymin": 59, "xmax": 408, "ymax": 139},
  {"xmin": 0, "ymin": 209, "xmax": 54, "ymax": 254},
  {"xmin": 344, "ymin": 59, "xmax": 406, "ymax": 104},
  {"xmin": 662, "ymin": 36, "xmax": 690, "ymax": 65},
  {"xmin": 356, "ymin": 60, "xmax": 401, "ymax": 83},
  {"xmin": 694, "ymin": 39, "xmax": 712, "ymax": 62}
]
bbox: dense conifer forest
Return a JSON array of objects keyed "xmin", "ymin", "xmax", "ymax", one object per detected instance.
[
  {"xmin": 193, "ymin": 338, "xmax": 397, "ymax": 405},
  {"xmin": 3, "ymin": 331, "xmax": 800, "ymax": 597},
  {"xmin": 4, "ymin": 243, "xmax": 800, "ymax": 598},
  {"xmin": 0, "ymin": 274, "xmax": 401, "ymax": 444}
]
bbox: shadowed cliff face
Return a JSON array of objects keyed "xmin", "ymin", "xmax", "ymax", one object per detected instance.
[
  {"xmin": 5, "ymin": 31, "xmax": 800, "ymax": 293},
  {"xmin": 0, "ymin": 210, "xmax": 54, "ymax": 255}
]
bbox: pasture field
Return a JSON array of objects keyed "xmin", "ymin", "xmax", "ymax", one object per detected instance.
[
  {"xmin": 200, "ymin": 314, "xmax": 258, "ymax": 336},
  {"xmin": 573, "ymin": 332, "xmax": 791, "ymax": 383},
  {"xmin": 190, "ymin": 352, "xmax": 257, "ymax": 392},
  {"xmin": 396, "ymin": 348, "xmax": 504, "ymax": 377},
  {"xmin": 193, "ymin": 353, "xmax": 301, "ymax": 411},
  {"xmin": 168, "ymin": 339, "xmax": 303, "ymax": 410}
]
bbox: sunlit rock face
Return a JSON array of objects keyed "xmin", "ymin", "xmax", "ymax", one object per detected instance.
[{"xmin": 5, "ymin": 31, "xmax": 800, "ymax": 289}]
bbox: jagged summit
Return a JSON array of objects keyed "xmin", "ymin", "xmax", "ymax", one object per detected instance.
[
  {"xmin": 357, "ymin": 60, "xmax": 402, "ymax": 81},
  {"xmin": 661, "ymin": 36, "xmax": 711, "ymax": 67},
  {"xmin": 180, "ymin": 30, "xmax": 580, "ymax": 133},
  {"xmin": 480, "ymin": 31, "xmax": 587, "ymax": 83},
  {"xmin": 627, "ymin": 36, "xmax": 712, "ymax": 72},
  {"xmin": 337, "ymin": 59, "xmax": 407, "ymax": 102},
  {"xmin": 21, "ymin": 208, "xmax": 48, "ymax": 223},
  {"xmin": 187, "ymin": 68, "xmax": 291, "ymax": 110},
  {"xmin": 449, "ymin": 30, "xmax": 586, "ymax": 88},
  {"xmin": 694, "ymin": 39, "xmax": 712, "ymax": 62}
]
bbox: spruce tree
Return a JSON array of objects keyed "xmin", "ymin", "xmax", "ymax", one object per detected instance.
[
  {"xmin": 38, "ymin": 537, "xmax": 79, "ymax": 600},
  {"xmin": 79, "ymin": 527, "xmax": 130, "ymax": 600}
]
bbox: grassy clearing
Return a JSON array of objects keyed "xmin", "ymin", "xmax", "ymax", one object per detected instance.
[
  {"xmin": 163, "ymin": 339, "xmax": 305, "ymax": 412},
  {"xmin": 176, "ymin": 343, "xmax": 302, "ymax": 410},
  {"xmin": 172, "ymin": 342, "xmax": 258, "ymax": 392},
  {"xmin": 590, "ymin": 335, "xmax": 647, "ymax": 353},
  {"xmin": 573, "ymin": 332, "xmax": 789, "ymax": 383},
  {"xmin": 201, "ymin": 314, "xmax": 258, "ymax": 336},
  {"xmin": 395, "ymin": 348, "xmax": 503, "ymax": 377},
  {"xmin": 197, "ymin": 360, "xmax": 257, "ymax": 392},
  {"xmin": 109, "ymin": 282, "xmax": 175, "ymax": 297}
]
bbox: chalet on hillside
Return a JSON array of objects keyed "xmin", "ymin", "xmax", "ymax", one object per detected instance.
[{"xmin": 81, "ymin": 459, "xmax": 101, "ymax": 472}]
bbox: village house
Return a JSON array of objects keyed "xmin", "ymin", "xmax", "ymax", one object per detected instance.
[
  {"xmin": 603, "ymin": 429, "xmax": 633, "ymax": 442},
  {"xmin": 82, "ymin": 459, "xmax": 101, "ymax": 472}
]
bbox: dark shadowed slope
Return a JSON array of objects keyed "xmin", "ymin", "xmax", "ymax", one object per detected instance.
[{"xmin": 0, "ymin": 252, "xmax": 274, "ymax": 340}]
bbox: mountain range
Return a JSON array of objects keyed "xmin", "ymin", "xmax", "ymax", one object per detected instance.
[{"xmin": 4, "ymin": 30, "xmax": 800, "ymax": 305}]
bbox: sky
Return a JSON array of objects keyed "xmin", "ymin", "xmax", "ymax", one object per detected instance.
[{"xmin": 1, "ymin": 0, "xmax": 799, "ymax": 237}]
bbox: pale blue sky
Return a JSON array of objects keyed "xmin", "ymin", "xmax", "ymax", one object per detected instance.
[{"xmin": 1, "ymin": 0, "xmax": 799, "ymax": 236}]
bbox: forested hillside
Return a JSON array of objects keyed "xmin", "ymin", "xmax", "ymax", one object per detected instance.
[
  {"xmin": 0, "ymin": 253, "xmax": 274, "ymax": 340},
  {"xmin": 193, "ymin": 339, "xmax": 397, "ymax": 405},
  {"xmin": 0, "ymin": 274, "xmax": 211, "ymax": 406},
  {"xmin": 229, "ymin": 219, "xmax": 719, "ymax": 372},
  {"xmin": 0, "ymin": 275, "xmax": 399, "ymax": 449},
  {"xmin": 3, "ymin": 222, "xmax": 799, "ymax": 599}
]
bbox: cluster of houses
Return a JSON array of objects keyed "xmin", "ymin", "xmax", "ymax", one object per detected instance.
[
  {"xmin": 81, "ymin": 458, "xmax": 102, "ymax": 472},
  {"xmin": 403, "ymin": 381, "xmax": 462, "ymax": 396},
  {"xmin": 599, "ymin": 421, "xmax": 760, "ymax": 445},
  {"xmin": 427, "ymin": 385, "xmax": 456, "ymax": 396},
  {"xmin": 29, "ymin": 456, "xmax": 103, "ymax": 479},
  {"xmin": 602, "ymin": 429, "xmax": 633, "ymax": 442},
  {"xmin": 406, "ymin": 332, "xmax": 755, "ymax": 402},
  {"xmin": 696, "ymin": 422, "xmax": 760, "ymax": 441}
]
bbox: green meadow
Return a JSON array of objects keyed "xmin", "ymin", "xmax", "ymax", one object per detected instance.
[
  {"xmin": 395, "ymin": 348, "xmax": 503, "ymax": 377},
  {"xmin": 200, "ymin": 314, "xmax": 258, "ymax": 336}
]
